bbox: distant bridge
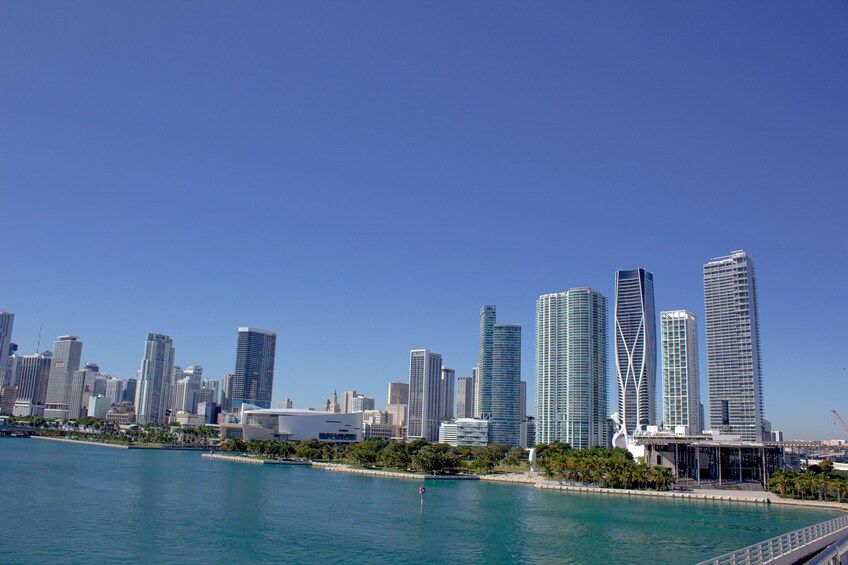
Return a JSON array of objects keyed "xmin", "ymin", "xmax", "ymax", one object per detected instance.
[{"xmin": 0, "ymin": 425, "xmax": 38, "ymax": 437}]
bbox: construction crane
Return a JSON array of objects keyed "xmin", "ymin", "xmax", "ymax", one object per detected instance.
[{"xmin": 833, "ymin": 410, "xmax": 848, "ymax": 438}]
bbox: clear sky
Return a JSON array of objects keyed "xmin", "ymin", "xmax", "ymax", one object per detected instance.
[{"xmin": 2, "ymin": 2, "xmax": 847, "ymax": 440}]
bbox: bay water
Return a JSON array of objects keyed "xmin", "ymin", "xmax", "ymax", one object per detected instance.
[{"xmin": 0, "ymin": 438, "xmax": 839, "ymax": 564}]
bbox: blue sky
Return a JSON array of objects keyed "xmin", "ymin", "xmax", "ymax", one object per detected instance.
[{"xmin": 2, "ymin": 2, "xmax": 847, "ymax": 439}]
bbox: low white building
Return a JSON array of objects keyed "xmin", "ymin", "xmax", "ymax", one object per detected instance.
[
  {"xmin": 438, "ymin": 418, "xmax": 491, "ymax": 447},
  {"xmin": 242, "ymin": 408, "xmax": 362, "ymax": 442}
]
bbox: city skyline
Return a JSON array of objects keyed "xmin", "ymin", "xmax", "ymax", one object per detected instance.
[{"xmin": 2, "ymin": 4, "xmax": 847, "ymax": 439}]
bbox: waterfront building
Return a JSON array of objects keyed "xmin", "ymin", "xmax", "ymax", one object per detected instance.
[
  {"xmin": 387, "ymin": 382, "xmax": 409, "ymax": 405},
  {"xmin": 614, "ymin": 268, "xmax": 656, "ymax": 437},
  {"xmin": 0, "ymin": 386, "xmax": 18, "ymax": 415},
  {"xmin": 0, "ymin": 311, "xmax": 14, "ymax": 385},
  {"xmin": 44, "ymin": 336, "xmax": 84, "ymax": 419},
  {"xmin": 232, "ymin": 328, "xmax": 276, "ymax": 410},
  {"xmin": 535, "ymin": 289, "xmax": 608, "ymax": 449},
  {"xmin": 407, "ymin": 349, "xmax": 442, "ymax": 442},
  {"xmin": 661, "ymin": 310, "xmax": 701, "ymax": 434},
  {"xmin": 439, "ymin": 367, "xmax": 455, "ymax": 420},
  {"xmin": 477, "ymin": 305, "xmax": 496, "ymax": 419},
  {"xmin": 135, "ymin": 333, "xmax": 176, "ymax": 424},
  {"xmin": 492, "ymin": 324, "xmax": 521, "ymax": 446},
  {"xmin": 66, "ymin": 370, "xmax": 87, "ymax": 418},
  {"xmin": 455, "ymin": 376, "xmax": 474, "ymax": 418},
  {"xmin": 704, "ymin": 251, "xmax": 765, "ymax": 441},
  {"xmin": 438, "ymin": 418, "xmax": 491, "ymax": 447},
  {"xmin": 13, "ymin": 352, "xmax": 52, "ymax": 417},
  {"xmin": 240, "ymin": 408, "xmax": 362, "ymax": 442}
]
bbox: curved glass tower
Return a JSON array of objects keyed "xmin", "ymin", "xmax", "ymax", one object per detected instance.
[{"xmin": 614, "ymin": 268, "xmax": 656, "ymax": 436}]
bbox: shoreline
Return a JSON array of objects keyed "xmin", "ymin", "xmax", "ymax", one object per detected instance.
[
  {"xmin": 31, "ymin": 436, "xmax": 129, "ymax": 449},
  {"xmin": 313, "ymin": 463, "xmax": 848, "ymax": 511},
  {"xmin": 202, "ymin": 453, "xmax": 312, "ymax": 465}
]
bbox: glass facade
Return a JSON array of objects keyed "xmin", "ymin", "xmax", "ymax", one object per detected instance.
[
  {"xmin": 704, "ymin": 251, "xmax": 764, "ymax": 441},
  {"xmin": 614, "ymin": 268, "xmax": 656, "ymax": 435},
  {"xmin": 661, "ymin": 310, "xmax": 700, "ymax": 433},
  {"xmin": 233, "ymin": 328, "xmax": 276, "ymax": 409},
  {"xmin": 535, "ymin": 289, "xmax": 608, "ymax": 449},
  {"xmin": 491, "ymin": 324, "xmax": 521, "ymax": 446}
]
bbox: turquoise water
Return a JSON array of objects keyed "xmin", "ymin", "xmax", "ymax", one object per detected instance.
[{"xmin": 0, "ymin": 439, "xmax": 840, "ymax": 564}]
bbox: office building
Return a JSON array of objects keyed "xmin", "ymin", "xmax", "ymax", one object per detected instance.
[
  {"xmin": 221, "ymin": 373, "xmax": 235, "ymax": 411},
  {"xmin": 277, "ymin": 398, "xmax": 294, "ymax": 409},
  {"xmin": 135, "ymin": 333, "xmax": 176, "ymax": 424},
  {"xmin": 385, "ymin": 403, "xmax": 408, "ymax": 429},
  {"xmin": 661, "ymin": 310, "xmax": 701, "ymax": 434},
  {"xmin": 387, "ymin": 381, "xmax": 409, "ymax": 406},
  {"xmin": 704, "ymin": 251, "xmax": 765, "ymax": 441},
  {"xmin": 491, "ymin": 324, "xmax": 521, "ymax": 445},
  {"xmin": 439, "ymin": 367, "xmax": 455, "ymax": 420},
  {"xmin": 455, "ymin": 376, "xmax": 474, "ymax": 418},
  {"xmin": 88, "ymin": 394, "xmax": 110, "ymax": 419},
  {"xmin": 43, "ymin": 336, "xmax": 84, "ymax": 419},
  {"xmin": 341, "ymin": 390, "xmax": 358, "ymax": 414},
  {"xmin": 614, "ymin": 268, "xmax": 656, "ymax": 437},
  {"xmin": 350, "ymin": 394, "xmax": 375, "ymax": 413},
  {"xmin": 0, "ymin": 311, "xmax": 14, "ymax": 384},
  {"xmin": 407, "ymin": 349, "xmax": 442, "ymax": 441},
  {"xmin": 67, "ymin": 370, "xmax": 87, "ymax": 418},
  {"xmin": 536, "ymin": 289, "xmax": 608, "ymax": 449},
  {"xmin": 13, "ymin": 352, "xmax": 53, "ymax": 417},
  {"xmin": 233, "ymin": 328, "xmax": 276, "ymax": 409},
  {"xmin": 471, "ymin": 366, "xmax": 479, "ymax": 417}
]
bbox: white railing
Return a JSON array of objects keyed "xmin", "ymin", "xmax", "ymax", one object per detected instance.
[{"xmin": 697, "ymin": 515, "xmax": 848, "ymax": 565}]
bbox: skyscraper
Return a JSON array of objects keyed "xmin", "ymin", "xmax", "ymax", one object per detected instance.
[
  {"xmin": 471, "ymin": 367, "xmax": 479, "ymax": 417},
  {"xmin": 491, "ymin": 324, "xmax": 521, "ymax": 445},
  {"xmin": 536, "ymin": 289, "xmax": 608, "ymax": 449},
  {"xmin": 614, "ymin": 268, "xmax": 656, "ymax": 436},
  {"xmin": 704, "ymin": 251, "xmax": 764, "ymax": 441},
  {"xmin": 341, "ymin": 390, "xmax": 358, "ymax": 414},
  {"xmin": 387, "ymin": 382, "xmax": 409, "ymax": 405},
  {"xmin": 455, "ymin": 376, "xmax": 474, "ymax": 418},
  {"xmin": 44, "ymin": 336, "xmax": 83, "ymax": 419},
  {"xmin": 407, "ymin": 349, "xmax": 442, "ymax": 441},
  {"xmin": 221, "ymin": 373, "xmax": 234, "ymax": 411},
  {"xmin": 233, "ymin": 328, "xmax": 276, "ymax": 409},
  {"xmin": 135, "ymin": 333, "xmax": 176, "ymax": 424},
  {"xmin": 661, "ymin": 310, "xmax": 701, "ymax": 434},
  {"xmin": 13, "ymin": 352, "xmax": 53, "ymax": 416},
  {"xmin": 477, "ymin": 306, "xmax": 496, "ymax": 419},
  {"xmin": 0, "ymin": 311, "xmax": 14, "ymax": 385},
  {"xmin": 439, "ymin": 367, "xmax": 455, "ymax": 419}
]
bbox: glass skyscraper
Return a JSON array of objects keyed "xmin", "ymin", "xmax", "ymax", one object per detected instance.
[
  {"xmin": 476, "ymin": 305, "xmax": 496, "ymax": 418},
  {"xmin": 704, "ymin": 251, "xmax": 764, "ymax": 441},
  {"xmin": 660, "ymin": 310, "xmax": 701, "ymax": 433},
  {"xmin": 233, "ymin": 327, "xmax": 276, "ymax": 409},
  {"xmin": 491, "ymin": 324, "xmax": 521, "ymax": 446},
  {"xmin": 535, "ymin": 288, "xmax": 608, "ymax": 449},
  {"xmin": 614, "ymin": 268, "xmax": 656, "ymax": 436}
]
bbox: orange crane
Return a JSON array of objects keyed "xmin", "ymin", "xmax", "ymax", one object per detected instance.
[{"xmin": 833, "ymin": 410, "xmax": 848, "ymax": 438}]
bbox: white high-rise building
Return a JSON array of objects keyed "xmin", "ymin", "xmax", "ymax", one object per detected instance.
[
  {"xmin": 135, "ymin": 333, "xmax": 176, "ymax": 424},
  {"xmin": 13, "ymin": 352, "xmax": 52, "ymax": 416},
  {"xmin": 535, "ymin": 289, "xmax": 608, "ymax": 449},
  {"xmin": 407, "ymin": 349, "xmax": 442, "ymax": 441},
  {"xmin": 704, "ymin": 251, "xmax": 765, "ymax": 441},
  {"xmin": 439, "ymin": 367, "xmax": 455, "ymax": 420},
  {"xmin": 661, "ymin": 310, "xmax": 701, "ymax": 434},
  {"xmin": 350, "ymin": 394, "xmax": 375, "ymax": 413},
  {"xmin": 614, "ymin": 268, "xmax": 656, "ymax": 436},
  {"xmin": 44, "ymin": 336, "xmax": 84, "ymax": 419}
]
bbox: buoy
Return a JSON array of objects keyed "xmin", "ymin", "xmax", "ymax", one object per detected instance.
[{"xmin": 419, "ymin": 486, "xmax": 426, "ymax": 495}]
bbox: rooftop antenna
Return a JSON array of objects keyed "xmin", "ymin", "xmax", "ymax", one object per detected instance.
[{"xmin": 36, "ymin": 325, "xmax": 42, "ymax": 354}]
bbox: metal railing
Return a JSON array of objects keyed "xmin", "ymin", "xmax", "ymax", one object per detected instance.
[
  {"xmin": 697, "ymin": 515, "xmax": 848, "ymax": 565},
  {"xmin": 806, "ymin": 532, "xmax": 848, "ymax": 565}
]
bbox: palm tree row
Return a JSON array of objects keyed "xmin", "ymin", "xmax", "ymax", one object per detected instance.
[
  {"xmin": 768, "ymin": 466, "xmax": 848, "ymax": 503},
  {"xmin": 535, "ymin": 443, "xmax": 676, "ymax": 491}
]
